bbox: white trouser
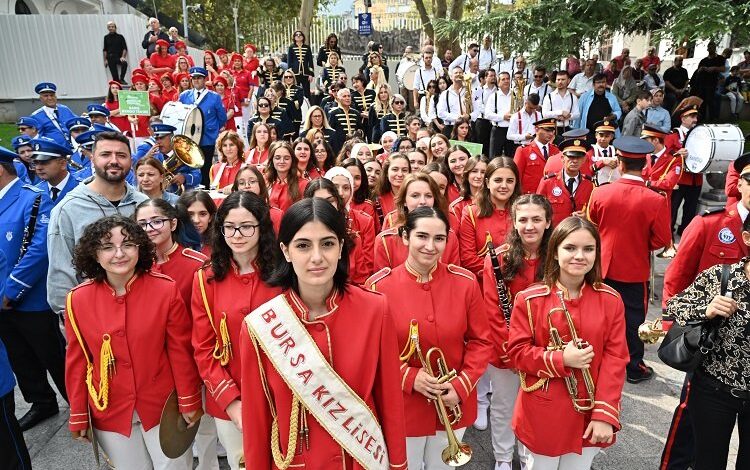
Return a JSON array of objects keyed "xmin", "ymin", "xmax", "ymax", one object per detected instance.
[
  {"xmin": 406, "ymin": 428, "xmax": 466, "ymax": 470},
  {"xmin": 194, "ymin": 413, "xmax": 219, "ymax": 470},
  {"xmin": 727, "ymin": 91, "xmax": 745, "ymax": 114},
  {"xmin": 476, "ymin": 369, "xmax": 492, "ymax": 409},
  {"xmin": 94, "ymin": 413, "xmax": 192, "ymax": 470},
  {"xmin": 215, "ymin": 418, "xmax": 244, "ymax": 470},
  {"xmin": 488, "ymin": 365, "xmax": 529, "ymax": 463},
  {"xmin": 527, "ymin": 447, "xmax": 600, "ymax": 470}
]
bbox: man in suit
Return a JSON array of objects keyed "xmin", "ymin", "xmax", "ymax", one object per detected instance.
[
  {"xmin": 30, "ymin": 82, "xmax": 77, "ymax": 150},
  {"xmin": 179, "ymin": 67, "xmax": 227, "ymax": 187}
]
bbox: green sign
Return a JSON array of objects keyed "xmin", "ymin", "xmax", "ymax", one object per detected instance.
[
  {"xmin": 117, "ymin": 90, "xmax": 151, "ymax": 115},
  {"xmin": 449, "ymin": 140, "xmax": 483, "ymax": 156}
]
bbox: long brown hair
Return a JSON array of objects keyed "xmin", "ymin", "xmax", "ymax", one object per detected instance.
[
  {"xmin": 459, "ymin": 154, "xmax": 490, "ymax": 200},
  {"xmin": 502, "ymin": 194, "xmax": 553, "ymax": 282},
  {"xmin": 476, "ymin": 156, "xmax": 520, "ymax": 218},
  {"xmin": 377, "ymin": 153, "xmax": 411, "ymax": 197},
  {"xmin": 216, "ymin": 130, "xmax": 245, "ymax": 163},
  {"xmin": 542, "ymin": 217, "xmax": 602, "ymax": 287},
  {"xmin": 393, "ymin": 173, "xmax": 448, "ymax": 227},
  {"xmin": 265, "ymin": 141, "xmax": 302, "ymax": 202}
]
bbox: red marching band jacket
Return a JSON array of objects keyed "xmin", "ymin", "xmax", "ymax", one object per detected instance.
[
  {"xmin": 458, "ymin": 204, "xmax": 512, "ymax": 280},
  {"xmin": 643, "ymin": 149, "xmax": 684, "ymax": 196},
  {"xmin": 482, "ymin": 245, "xmax": 541, "ymax": 368},
  {"xmin": 239, "ymin": 287, "xmax": 408, "ymax": 469},
  {"xmin": 664, "ymin": 129, "xmax": 702, "ymax": 187},
  {"xmin": 151, "ymin": 243, "xmax": 207, "ymax": 307},
  {"xmin": 366, "ymin": 262, "xmax": 493, "ymax": 436},
  {"xmin": 348, "ymin": 208, "xmax": 376, "ymax": 284},
  {"xmin": 507, "ymin": 283, "xmax": 629, "ymax": 456},
  {"xmin": 536, "ymin": 173, "xmax": 594, "ymax": 228},
  {"xmin": 65, "ymin": 272, "xmax": 202, "ymax": 435},
  {"xmin": 514, "ymin": 141, "xmax": 560, "ymax": 194}
]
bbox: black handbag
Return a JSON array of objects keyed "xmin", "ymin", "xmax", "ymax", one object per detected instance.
[{"xmin": 657, "ymin": 264, "xmax": 729, "ymax": 372}]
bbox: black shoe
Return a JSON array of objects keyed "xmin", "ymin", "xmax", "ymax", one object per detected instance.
[
  {"xmin": 18, "ymin": 403, "xmax": 59, "ymax": 431},
  {"xmin": 627, "ymin": 364, "xmax": 655, "ymax": 384}
]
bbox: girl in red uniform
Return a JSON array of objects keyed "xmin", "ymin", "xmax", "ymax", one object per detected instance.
[
  {"xmin": 210, "ymin": 131, "xmax": 245, "ymax": 193},
  {"xmin": 150, "ymin": 39, "xmax": 176, "ymax": 75},
  {"xmin": 239, "ymin": 198, "xmax": 408, "ymax": 469},
  {"xmin": 134, "ymin": 198, "xmax": 222, "ymax": 470},
  {"xmin": 313, "ymin": 140, "xmax": 336, "ymax": 177},
  {"xmin": 449, "ymin": 155, "xmax": 489, "ymax": 230},
  {"xmin": 304, "ymin": 176, "xmax": 375, "ymax": 284},
  {"xmin": 445, "ymin": 145, "xmax": 470, "ymax": 202},
  {"xmin": 367, "ymin": 206, "xmax": 493, "ymax": 470},
  {"xmin": 175, "ymin": 56, "xmax": 191, "ymax": 79},
  {"xmin": 65, "ymin": 216, "xmax": 201, "ymax": 469},
  {"xmin": 179, "ymin": 190, "xmax": 218, "ymax": 256},
  {"xmin": 459, "ymin": 157, "xmax": 520, "ymax": 281},
  {"xmin": 214, "ymin": 76, "xmax": 237, "ymax": 131},
  {"xmin": 267, "ymin": 141, "xmax": 309, "ymax": 213},
  {"xmin": 160, "ymin": 74, "xmax": 179, "ymax": 103},
  {"xmin": 231, "ymin": 53, "xmax": 255, "ymax": 120},
  {"xmin": 203, "ymin": 51, "xmax": 221, "ymax": 84},
  {"xmin": 105, "ymin": 80, "xmax": 131, "ymax": 133},
  {"xmin": 374, "ymin": 173, "xmax": 460, "ymax": 270},
  {"xmin": 294, "ymin": 137, "xmax": 321, "ymax": 180},
  {"xmin": 481, "ymin": 194, "xmax": 553, "ymax": 470},
  {"xmin": 245, "ymin": 122, "xmax": 271, "ymax": 170},
  {"xmin": 376, "ymin": 153, "xmax": 411, "ymax": 217},
  {"xmin": 508, "ymin": 217, "xmax": 629, "ymax": 469},
  {"xmin": 420, "ymin": 162, "xmax": 451, "ymax": 201},
  {"xmin": 341, "ymin": 157, "xmax": 381, "ymax": 232},
  {"xmin": 232, "ymin": 165, "xmax": 283, "ymax": 232},
  {"xmin": 192, "ymin": 191, "xmax": 281, "ymax": 469}
]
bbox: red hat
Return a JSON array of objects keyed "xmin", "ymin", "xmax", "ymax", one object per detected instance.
[
  {"xmin": 216, "ymin": 48, "xmax": 228, "ymax": 56},
  {"xmin": 131, "ymin": 73, "xmax": 149, "ymax": 85},
  {"xmin": 244, "ymin": 43, "xmax": 256, "ymax": 52},
  {"xmin": 132, "ymin": 67, "xmax": 146, "ymax": 76},
  {"xmin": 148, "ymin": 78, "xmax": 162, "ymax": 90},
  {"xmin": 175, "ymin": 41, "xmax": 186, "ymax": 49},
  {"xmin": 156, "ymin": 39, "xmax": 170, "ymax": 48},
  {"xmin": 160, "ymin": 73, "xmax": 174, "ymax": 84},
  {"xmin": 108, "ymin": 80, "xmax": 122, "ymax": 88},
  {"xmin": 174, "ymin": 72, "xmax": 189, "ymax": 83},
  {"xmin": 230, "ymin": 52, "xmax": 243, "ymax": 63},
  {"xmin": 213, "ymin": 76, "xmax": 228, "ymax": 88}
]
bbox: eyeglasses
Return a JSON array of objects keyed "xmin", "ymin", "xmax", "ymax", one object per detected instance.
[
  {"xmin": 137, "ymin": 218, "xmax": 171, "ymax": 230},
  {"xmin": 221, "ymin": 224, "xmax": 259, "ymax": 237},
  {"xmin": 393, "ymin": 101, "xmax": 405, "ymax": 105},
  {"xmin": 258, "ymin": 103, "xmax": 270, "ymax": 108},
  {"xmin": 741, "ymin": 173, "xmax": 750, "ymax": 183},
  {"xmin": 534, "ymin": 74, "xmax": 544, "ymax": 78},
  {"xmin": 98, "ymin": 242, "xmax": 139, "ymax": 255},
  {"xmin": 237, "ymin": 178, "xmax": 259, "ymax": 187}
]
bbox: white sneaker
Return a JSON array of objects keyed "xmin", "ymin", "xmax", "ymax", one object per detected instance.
[
  {"xmin": 495, "ymin": 462, "xmax": 512, "ymax": 470},
  {"xmin": 473, "ymin": 406, "xmax": 488, "ymax": 430}
]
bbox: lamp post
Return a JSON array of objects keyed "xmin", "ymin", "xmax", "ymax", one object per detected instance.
[
  {"xmin": 182, "ymin": 0, "xmax": 188, "ymax": 40},
  {"xmin": 232, "ymin": 0, "xmax": 240, "ymax": 52}
]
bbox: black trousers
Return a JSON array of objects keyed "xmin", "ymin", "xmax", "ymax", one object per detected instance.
[
  {"xmin": 489, "ymin": 126, "xmax": 517, "ymax": 158},
  {"xmin": 0, "ymin": 309, "xmax": 67, "ymax": 405},
  {"xmin": 554, "ymin": 126, "xmax": 570, "ymax": 146},
  {"xmin": 199, "ymin": 144, "xmax": 216, "ymax": 188},
  {"xmin": 294, "ymin": 74, "xmax": 312, "ymax": 99},
  {"xmin": 604, "ymin": 278, "xmax": 647, "ymax": 373},
  {"xmin": 689, "ymin": 372, "xmax": 750, "ymax": 470},
  {"xmin": 0, "ymin": 391, "xmax": 30, "ymax": 470},
  {"xmin": 442, "ymin": 124, "xmax": 454, "ymax": 139},
  {"xmin": 660, "ymin": 375, "xmax": 695, "ymax": 470},
  {"xmin": 671, "ymin": 184, "xmax": 702, "ymax": 235},
  {"xmin": 106, "ymin": 54, "xmax": 128, "ymax": 82},
  {"xmin": 474, "ymin": 118, "xmax": 492, "ymax": 155}
]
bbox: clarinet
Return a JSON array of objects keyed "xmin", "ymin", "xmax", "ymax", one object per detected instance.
[
  {"xmin": 18, "ymin": 194, "xmax": 42, "ymax": 263},
  {"xmin": 486, "ymin": 232, "xmax": 513, "ymax": 330},
  {"xmin": 374, "ymin": 196, "xmax": 384, "ymax": 226}
]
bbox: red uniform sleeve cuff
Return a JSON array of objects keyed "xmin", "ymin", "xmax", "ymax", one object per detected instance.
[
  {"xmin": 592, "ymin": 401, "xmax": 621, "ymax": 430},
  {"xmin": 68, "ymin": 411, "xmax": 89, "ymax": 432},
  {"xmin": 177, "ymin": 390, "xmax": 203, "ymax": 412},
  {"xmin": 541, "ymin": 350, "xmax": 569, "ymax": 378},
  {"xmin": 450, "ymin": 370, "xmax": 474, "ymax": 403},
  {"xmin": 401, "ymin": 364, "xmax": 418, "ymax": 394},
  {"xmin": 213, "ymin": 379, "xmax": 241, "ymax": 411}
]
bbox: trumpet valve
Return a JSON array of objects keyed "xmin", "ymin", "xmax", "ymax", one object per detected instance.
[{"xmin": 577, "ymin": 340, "xmax": 590, "ymax": 349}]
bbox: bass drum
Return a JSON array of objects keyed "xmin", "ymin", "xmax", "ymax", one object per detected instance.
[
  {"xmin": 684, "ymin": 124, "xmax": 745, "ymax": 173},
  {"xmin": 400, "ymin": 64, "xmax": 419, "ymax": 91},
  {"xmin": 160, "ymin": 102, "xmax": 204, "ymax": 143}
]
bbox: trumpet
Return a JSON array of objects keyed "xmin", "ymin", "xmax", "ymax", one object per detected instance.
[
  {"xmin": 510, "ymin": 77, "xmax": 526, "ymax": 113},
  {"xmin": 462, "ymin": 73, "xmax": 474, "ymax": 116},
  {"xmin": 638, "ymin": 318, "xmax": 666, "ymax": 344},
  {"xmin": 547, "ymin": 291, "xmax": 596, "ymax": 413},
  {"xmin": 165, "ymin": 134, "xmax": 205, "ymax": 195},
  {"xmin": 401, "ymin": 321, "xmax": 472, "ymax": 466}
]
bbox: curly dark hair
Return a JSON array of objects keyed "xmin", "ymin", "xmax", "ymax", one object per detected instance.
[
  {"xmin": 73, "ymin": 215, "xmax": 155, "ymax": 281},
  {"xmin": 209, "ymin": 191, "xmax": 279, "ymax": 283}
]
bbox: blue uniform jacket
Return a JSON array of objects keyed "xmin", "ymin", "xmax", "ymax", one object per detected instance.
[
  {"xmin": 0, "ymin": 180, "xmax": 54, "ymax": 312},
  {"xmin": 132, "ymin": 138, "xmax": 201, "ymax": 191},
  {"xmin": 14, "ymin": 161, "xmax": 31, "ymax": 184},
  {"xmin": 0, "ymin": 250, "xmax": 16, "ymax": 397},
  {"xmin": 35, "ymin": 173, "xmax": 81, "ymax": 203},
  {"xmin": 179, "ymin": 89, "xmax": 227, "ymax": 147},
  {"xmin": 31, "ymin": 105, "xmax": 77, "ymax": 149},
  {"xmin": 69, "ymin": 150, "xmax": 92, "ymax": 172}
]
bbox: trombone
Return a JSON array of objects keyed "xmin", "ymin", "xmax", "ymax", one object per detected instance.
[
  {"xmin": 547, "ymin": 291, "xmax": 596, "ymax": 413},
  {"xmin": 401, "ymin": 320, "xmax": 472, "ymax": 466}
]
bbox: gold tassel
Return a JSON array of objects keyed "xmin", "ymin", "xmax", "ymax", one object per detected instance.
[
  {"xmin": 219, "ymin": 313, "xmax": 232, "ymax": 366},
  {"xmin": 399, "ymin": 321, "xmax": 419, "ymax": 362},
  {"xmin": 477, "ymin": 231, "xmax": 493, "ymax": 258},
  {"xmin": 88, "ymin": 334, "xmax": 115, "ymax": 411}
]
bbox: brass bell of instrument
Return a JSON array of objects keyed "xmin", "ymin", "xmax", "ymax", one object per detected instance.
[
  {"xmin": 164, "ymin": 134, "xmax": 204, "ymax": 194},
  {"xmin": 638, "ymin": 318, "xmax": 666, "ymax": 344}
]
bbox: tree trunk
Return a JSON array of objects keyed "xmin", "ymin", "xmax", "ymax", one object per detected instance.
[
  {"xmin": 298, "ymin": 0, "xmax": 315, "ymax": 39},
  {"xmin": 413, "ymin": 0, "xmax": 434, "ymax": 43}
]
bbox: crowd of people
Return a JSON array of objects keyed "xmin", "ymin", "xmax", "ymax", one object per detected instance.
[{"xmin": 0, "ymin": 16, "xmax": 749, "ymax": 470}]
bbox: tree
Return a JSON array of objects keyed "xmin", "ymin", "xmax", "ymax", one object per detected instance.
[
  {"xmin": 431, "ymin": 0, "xmax": 750, "ymax": 69},
  {"xmin": 413, "ymin": 0, "xmax": 466, "ymax": 58}
]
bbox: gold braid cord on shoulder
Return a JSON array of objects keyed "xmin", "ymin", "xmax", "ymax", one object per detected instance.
[{"xmin": 198, "ymin": 269, "xmax": 232, "ymax": 365}]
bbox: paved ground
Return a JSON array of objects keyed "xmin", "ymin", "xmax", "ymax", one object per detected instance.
[{"xmin": 18, "ymin": 256, "xmax": 738, "ymax": 469}]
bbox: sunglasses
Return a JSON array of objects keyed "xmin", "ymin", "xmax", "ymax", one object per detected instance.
[
  {"xmin": 534, "ymin": 74, "xmax": 544, "ymax": 78},
  {"xmin": 741, "ymin": 173, "xmax": 750, "ymax": 183},
  {"xmin": 258, "ymin": 103, "xmax": 270, "ymax": 108},
  {"xmin": 294, "ymin": 33, "xmax": 303, "ymax": 37},
  {"xmin": 393, "ymin": 101, "xmax": 405, "ymax": 105}
]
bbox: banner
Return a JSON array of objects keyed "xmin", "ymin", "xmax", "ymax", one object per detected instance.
[{"xmin": 117, "ymin": 90, "xmax": 151, "ymax": 115}]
